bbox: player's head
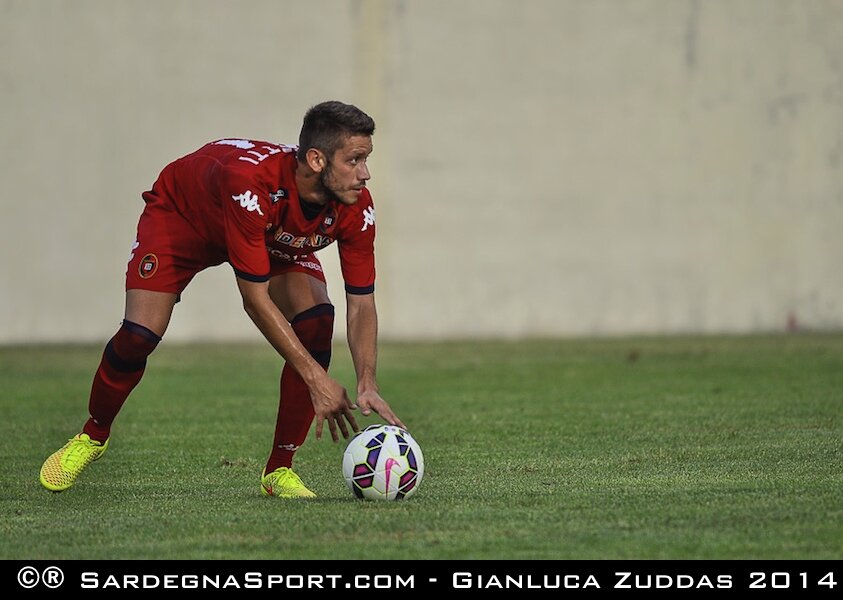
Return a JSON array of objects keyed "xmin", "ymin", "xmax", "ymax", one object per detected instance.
[
  {"xmin": 298, "ymin": 101, "xmax": 375, "ymax": 164},
  {"xmin": 299, "ymin": 101, "xmax": 375, "ymax": 205}
]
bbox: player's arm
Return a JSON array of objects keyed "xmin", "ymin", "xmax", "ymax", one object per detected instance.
[
  {"xmin": 346, "ymin": 291, "xmax": 405, "ymax": 429},
  {"xmin": 221, "ymin": 167, "xmax": 357, "ymax": 440},
  {"xmin": 237, "ymin": 276, "xmax": 358, "ymax": 441}
]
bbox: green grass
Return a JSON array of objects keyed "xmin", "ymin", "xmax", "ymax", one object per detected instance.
[{"xmin": 1, "ymin": 335, "xmax": 841, "ymax": 559}]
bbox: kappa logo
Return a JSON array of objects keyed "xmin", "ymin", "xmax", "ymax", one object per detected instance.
[
  {"xmin": 361, "ymin": 206, "xmax": 375, "ymax": 232},
  {"xmin": 232, "ymin": 190, "xmax": 264, "ymax": 216}
]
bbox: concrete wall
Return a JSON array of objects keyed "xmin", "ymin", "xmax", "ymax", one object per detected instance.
[{"xmin": 2, "ymin": 0, "xmax": 842, "ymax": 343}]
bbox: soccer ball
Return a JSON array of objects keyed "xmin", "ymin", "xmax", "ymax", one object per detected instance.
[{"xmin": 342, "ymin": 424, "xmax": 424, "ymax": 500}]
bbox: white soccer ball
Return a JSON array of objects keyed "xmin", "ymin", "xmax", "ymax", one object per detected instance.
[{"xmin": 342, "ymin": 424, "xmax": 424, "ymax": 500}]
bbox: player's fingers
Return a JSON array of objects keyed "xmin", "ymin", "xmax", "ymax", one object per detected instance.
[
  {"xmin": 344, "ymin": 407, "xmax": 360, "ymax": 433},
  {"xmin": 328, "ymin": 417, "xmax": 339, "ymax": 443},
  {"xmin": 381, "ymin": 406, "xmax": 406, "ymax": 429},
  {"xmin": 315, "ymin": 417, "xmax": 324, "ymax": 440},
  {"xmin": 336, "ymin": 412, "xmax": 350, "ymax": 439},
  {"xmin": 386, "ymin": 413, "xmax": 403, "ymax": 428}
]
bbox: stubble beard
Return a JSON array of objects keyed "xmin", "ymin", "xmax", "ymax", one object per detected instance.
[{"xmin": 316, "ymin": 163, "xmax": 347, "ymax": 206}]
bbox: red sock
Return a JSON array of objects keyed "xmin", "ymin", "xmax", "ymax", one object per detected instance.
[
  {"xmin": 265, "ymin": 304, "xmax": 334, "ymax": 473},
  {"xmin": 82, "ymin": 320, "xmax": 161, "ymax": 442}
]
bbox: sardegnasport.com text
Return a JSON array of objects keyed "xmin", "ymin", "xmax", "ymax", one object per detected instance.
[{"xmin": 71, "ymin": 569, "xmax": 837, "ymax": 591}]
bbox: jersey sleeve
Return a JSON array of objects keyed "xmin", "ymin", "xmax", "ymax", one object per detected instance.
[
  {"xmin": 219, "ymin": 167, "xmax": 271, "ymax": 281},
  {"xmin": 338, "ymin": 192, "xmax": 376, "ymax": 294}
]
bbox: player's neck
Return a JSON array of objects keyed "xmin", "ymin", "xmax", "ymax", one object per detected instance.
[
  {"xmin": 299, "ymin": 197, "xmax": 323, "ymax": 220},
  {"xmin": 295, "ymin": 164, "xmax": 330, "ymax": 206}
]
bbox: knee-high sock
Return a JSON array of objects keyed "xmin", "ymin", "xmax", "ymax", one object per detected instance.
[
  {"xmin": 265, "ymin": 304, "xmax": 334, "ymax": 473},
  {"xmin": 82, "ymin": 319, "xmax": 161, "ymax": 442}
]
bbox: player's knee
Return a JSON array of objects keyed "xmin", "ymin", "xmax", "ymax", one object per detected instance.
[
  {"xmin": 290, "ymin": 304, "xmax": 334, "ymax": 367},
  {"xmin": 104, "ymin": 319, "xmax": 162, "ymax": 372}
]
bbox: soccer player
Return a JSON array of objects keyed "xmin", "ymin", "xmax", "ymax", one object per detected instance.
[{"xmin": 39, "ymin": 101, "xmax": 404, "ymax": 498}]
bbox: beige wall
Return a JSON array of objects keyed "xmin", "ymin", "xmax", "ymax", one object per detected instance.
[{"xmin": 2, "ymin": 0, "xmax": 842, "ymax": 343}]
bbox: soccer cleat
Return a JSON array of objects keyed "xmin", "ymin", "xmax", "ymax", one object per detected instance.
[
  {"xmin": 261, "ymin": 467, "xmax": 316, "ymax": 499},
  {"xmin": 39, "ymin": 433, "xmax": 109, "ymax": 492}
]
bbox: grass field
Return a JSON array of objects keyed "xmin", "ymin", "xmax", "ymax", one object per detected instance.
[{"xmin": 1, "ymin": 335, "xmax": 841, "ymax": 559}]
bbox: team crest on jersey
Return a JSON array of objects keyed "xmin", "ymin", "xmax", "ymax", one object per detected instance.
[
  {"xmin": 270, "ymin": 188, "xmax": 288, "ymax": 203},
  {"xmin": 139, "ymin": 254, "xmax": 159, "ymax": 279},
  {"xmin": 319, "ymin": 208, "xmax": 337, "ymax": 234}
]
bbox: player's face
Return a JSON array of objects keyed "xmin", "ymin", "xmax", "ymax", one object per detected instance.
[{"xmin": 318, "ymin": 135, "xmax": 372, "ymax": 205}]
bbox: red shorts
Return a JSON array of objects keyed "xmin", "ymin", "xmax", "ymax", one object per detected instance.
[{"xmin": 125, "ymin": 198, "xmax": 325, "ymax": 294}]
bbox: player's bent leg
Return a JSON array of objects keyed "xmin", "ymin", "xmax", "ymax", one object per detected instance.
[
  {"xmin": 262, "ymin": 272, "xmax": 333, "ymax": 498},
  {"xmin": 265, "ymin": 303, "xmax": 335, "ymax": 468},
  {"xmin": 39, "ymin": 290, "xmax": 177, "ymax": 492},
  {"xmin": 84, "ymin": 290, "xmax": 176, "ymax": 441}
]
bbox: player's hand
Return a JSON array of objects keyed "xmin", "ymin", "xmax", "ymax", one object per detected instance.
[
  {"xmin": 308, "ymin": 373, "xmax": 360, "ymax": 442},
  {"xmin": 356, "ymin": 390, "xmax": 406, "ymax": 429}
]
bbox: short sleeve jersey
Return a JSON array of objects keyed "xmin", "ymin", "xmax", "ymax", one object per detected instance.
[{"xmin": 145, "ymin": 138, "xmax": 376, "ymax": 294}]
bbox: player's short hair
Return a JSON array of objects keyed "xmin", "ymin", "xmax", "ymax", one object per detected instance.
[{"xmin": 298, "ymin": 101, "xmax": 375, "ymax": 163}]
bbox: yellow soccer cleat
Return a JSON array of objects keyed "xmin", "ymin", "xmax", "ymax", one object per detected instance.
[
  {"xmin": 261, "ymin": 467, "xmax": 316, "ymax": 499},
  {"xmin": 39, "ymin": 433, "xmax": 109, "ymax": 492}
]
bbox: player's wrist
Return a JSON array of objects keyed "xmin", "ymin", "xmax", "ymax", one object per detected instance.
[
  {"xmin": 357, "ymin": 378, "xmax": 379, "ymax": 396},
  {"xmin": 297, "ymin": 358, "xmax": 327, "ymax": 386}
]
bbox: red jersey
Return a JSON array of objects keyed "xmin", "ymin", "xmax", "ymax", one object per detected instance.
[{"xmin": 143, "ymin": 138, "xmax": 376, "ymax": 294}]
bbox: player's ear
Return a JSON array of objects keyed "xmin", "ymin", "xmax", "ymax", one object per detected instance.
[{"xmin": 306, "ymin": 148, "xmax": 326, "ymax": 173}]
